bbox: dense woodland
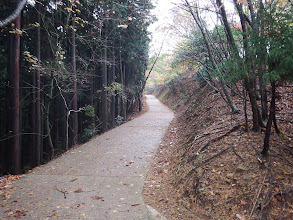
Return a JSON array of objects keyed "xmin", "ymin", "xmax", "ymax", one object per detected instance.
[{"xmin": 0, "ymin": 0, "xmax": 154, "ymax": 175}]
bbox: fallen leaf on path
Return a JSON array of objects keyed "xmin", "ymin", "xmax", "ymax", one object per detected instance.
[
  {"xmin": 49, "ymin": 213, "xmax": 58, "ymax": 218},
  {"xmin": 91, "ymin": 196, "xmax": 103, "ymax": 200},
  {"xmin": 74, "ymin": 188, "xmax": 84, "ymax": 193},
  {"xmin": 131, "ymin": 204, "xmax": 140, "ymax": 207},
  {"xmin": 15, "ymin": 209, "xmax": 27, "ymax": 217},
  {"xmin": 70, "ymin": 178, "xmax": 78, "ymax": 182}
]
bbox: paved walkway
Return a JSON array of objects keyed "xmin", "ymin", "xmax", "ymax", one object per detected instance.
[{"xmin": 0, "ymin": 95, "xmax": 173, "ymax": 220}]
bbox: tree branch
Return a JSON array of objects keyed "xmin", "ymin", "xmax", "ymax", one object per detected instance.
[{"xmin": 0, "ymin": 0, "xmax": 27, "ymax": 28}]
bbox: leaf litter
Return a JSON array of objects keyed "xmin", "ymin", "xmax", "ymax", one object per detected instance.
[{"xmin": 143, "ymin": 77, "xmax": 293, "ymax": 220}]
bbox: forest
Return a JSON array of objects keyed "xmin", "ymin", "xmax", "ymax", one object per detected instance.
[
  {"xmin": 0, "ymin": 0, "xmax": 293, "ymax": 219},
  {"xmin": 0, "ymin": 0, "xmax": 154, "ymax": 175}
]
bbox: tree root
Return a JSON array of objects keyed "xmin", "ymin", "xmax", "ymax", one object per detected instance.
[
  {"xmin": 260, "ymin": 188, "xmax": 293, "ymax": 216},
  {"xmin": 186, "ymin": 146, "xmax": 232, "ymax": 178},
  {"xmin": 195, "ymin": 124, "xmax": 242, "ymax": 155}
]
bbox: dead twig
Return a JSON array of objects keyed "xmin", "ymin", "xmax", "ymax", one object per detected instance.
[
  {"xmin": 195, "ymin": 124, "xmax": 242, "ymax": 155},
  {"xmin": 260, "ymin": 189, "xmax": 293, "ymax": 213},
  {"xmin": 279, "ymin": 202, "xmax": 286, "ymax": 220},
  {"xmin": 249, "ymin": 174, "xmax": 267, "ymax": 219},
  {"xmin": 55, "ymin": 186, "xmax": 68, "ymax": 199},
  {"xmin": 258, "ymin": 177, "xmax": 274, "ymax": 220},
  {"xmin": 187, "ymin": 146, "xmax": 232, "ymax": 178},
  {"xmin": 231, "ymin": 146, "xmax": 245, "ymax": 162},
  {"xmin": 191, "ymin": 128, "xmax": 229, "ymax": 147}
]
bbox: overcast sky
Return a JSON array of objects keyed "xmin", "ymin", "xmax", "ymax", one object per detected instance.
[
  {"xmin": 148, "ymin": 0, "xmax": 182, "ymax": 55},
  {"xmin": 148, "ymin": 0, "xmax": 236, "ymax": 56}
]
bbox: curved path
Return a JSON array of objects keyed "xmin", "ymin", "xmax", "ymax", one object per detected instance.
[{"xmin": 0, "ymin": 95, "xmax": 173, "ymax": 220}]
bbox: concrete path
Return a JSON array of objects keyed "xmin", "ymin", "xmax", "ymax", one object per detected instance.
[{"xmin": 0, "ymin": 95, "xmax": 173, "ymax": 220}]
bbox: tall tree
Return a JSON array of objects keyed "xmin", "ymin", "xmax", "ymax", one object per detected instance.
[
  {"xmin": 34, "ymin": 2, "xmax": 42, "ymax": 166},
  {"xmin": 71, "ymin": 15, "xmax": 78, "ymax": 145},
  {"xmin": 102, "ymin": 22, "xmax": 108, "ymax": 132},
  {"xmin": 183, "ymin": 0, "xmax": 239, "ymax": 113},
  {"xmin": 7, "ymin": 0, "xmax": 21, "ymax": 174}
]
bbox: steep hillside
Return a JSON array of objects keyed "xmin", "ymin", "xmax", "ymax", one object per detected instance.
[{"xmin": 143, "ymin": 74, "xmax": 293, "ymax": 219}]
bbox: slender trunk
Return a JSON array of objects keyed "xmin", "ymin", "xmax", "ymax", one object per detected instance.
[
  {"xmin": 272, "ymin": 84, "xmax": 280, "ymax": 134},
  {"xmin": 243, "ymin": 81, "xmax": 248, "ymax": 131},
  {"xmin": 244, "ymin": 77, "xmax": 260, "ymax": 131},
  {"xmin": 7, "ymin": 6, "xmax": 21, "ymax": 174},
  {"xmin": 234, "ymin": 0, "xmax": 263, "ymax": 130},
  {"xmin": 139, "ymin": 40, "xmax": 164, "ymax": 97},
  {"xmin": 71, "ymin": 17, "xmax": 78, "ymax": 145},
  {"xmin": 119, "ymin": 41, "xmax": 126, "ymax": 120},
  {"xmin": 184, "ymin": 0, "xmax": 239, "ymax": 113},
  {"xmin": 115, "ymin": 95, "xmax": 119, "ymax": 119},
  {"xmin": 110, "ymin": 48, "xmax": 116, "ymax": 128},
  {"xmin": 121, "ymin": 64, "xmax": 126, "ymax": 119},
  {"xmin": 247, "ymin": 0, "xmax": 256, "ymax": 25},
  {"xmin": 31, "ymin": 57, "xmax": 36, "ymax": 166},
  {"xmin": 257, "ymin": 1, "xmax": 268, "ymax": 121},
  {"xmin": 273, "ymin": 111, "xmax": 280, "ymax": 134},
  {"xmin": 220, "ymin": 78, "xmax": 240, "ymax": 114},
  {"xmin": 102, "ymin": 39, "xmax": 108, "ymax": 132},
  {"xmin": 61, "ymin": 102, "xmax": 66, "ymax": 151},
  {"xmin": 261, "ymin": 80, "xmax": 276, "ymax": 156},
  {"xmin": 35, "ymin": 3, "xmax": 42, "ymax": 165},
  {"xmin": 66, "ymin": 112, "xmax": 69, "ymax": 151},
  {"xmin": 45, "ymin": 76, "xmax": 54, "ymax": 159},
  {"xmin": 138, "ymin": 95, "xmax": 142, "ymax": 112},
  {"xmin": 53, "ymin": 98, "xmax": 59, "ymax": 149},
  {"xmin": 216, "ymin": 0, "xmax": 236, "ymax": 49},
  {"xmin": 259, "ymin": 76, "xmax": 268, "ymax": 120}
]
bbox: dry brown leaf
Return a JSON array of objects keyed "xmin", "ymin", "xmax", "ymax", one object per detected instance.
[
  {"xmin": 91, "ymin": 196, "xmax": 103, "ymax": 200},
  {"xmin": 74, "ymin": 188, "xmax": 83, "ymax": 193},
  {"xmin": 15, "ymin": 209, "xmax": 27, "ymax": 217},
  {"xmin": 70, "ymin": 178, "xmax": 78, "ymax": 182}
]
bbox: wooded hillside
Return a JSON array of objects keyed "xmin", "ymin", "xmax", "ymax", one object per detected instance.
[{"xmin": 143, "ymin": 0, "xmax": 293, "ymax": 219}]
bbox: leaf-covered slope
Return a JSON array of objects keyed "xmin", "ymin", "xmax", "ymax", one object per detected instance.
[{"xmin": 144, "ymin": 75, "xmax": 293, "ymax": 220}]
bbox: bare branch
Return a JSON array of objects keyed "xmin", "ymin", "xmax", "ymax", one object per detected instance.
[{"xmin": 0, "ymin": 0, "xmax": 27, "ymax": 28}]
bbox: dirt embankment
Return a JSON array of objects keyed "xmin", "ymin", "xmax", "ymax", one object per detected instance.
[{"xmin": 143, "ymin": 75, "xmax": 293, "ymax": 220}]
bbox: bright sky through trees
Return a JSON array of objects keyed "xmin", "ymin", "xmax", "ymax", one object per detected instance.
[
  {"xmin": 149, "ymin": 0, "xmax": 182, "ymax": 55},
  {"xmin": 148, "ymin": 0, "xmax": 236, "ymax": 56}
]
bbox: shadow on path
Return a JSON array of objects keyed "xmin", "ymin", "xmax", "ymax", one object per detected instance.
[{"xmin": 0, "ymin": 95, "xmax": 173, "ymax": 220}]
